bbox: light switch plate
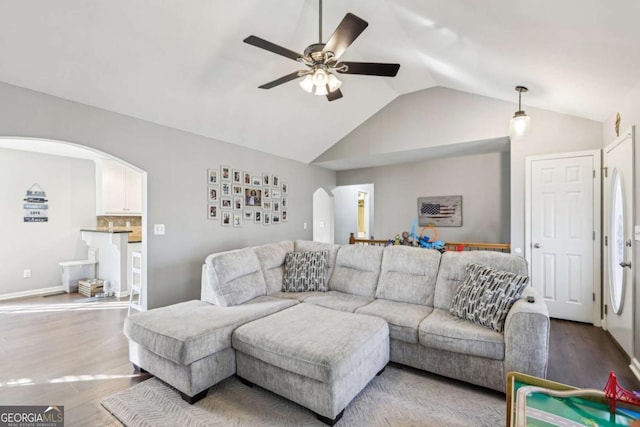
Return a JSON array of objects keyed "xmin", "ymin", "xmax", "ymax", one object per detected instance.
[{"xmin": 154, "ymin": 224, "xmax": 165, "ymax": 235}]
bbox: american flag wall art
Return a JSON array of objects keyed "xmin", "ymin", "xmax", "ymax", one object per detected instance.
[{"xmin": 417, "ymin": 195, "xmax": 462, "ymax": 227}]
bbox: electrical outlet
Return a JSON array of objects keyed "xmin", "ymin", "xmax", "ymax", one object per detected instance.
[
  {"xmin": 23, "ymin": 269, "xmax": 31, "ymax": 278},
  {"xmin": 154, "ymin": 224, "xmax": 165, "ymax": 235},
  {"xmin": 303, "ymin": 222, "xmax": 308, "ymax": 230}
]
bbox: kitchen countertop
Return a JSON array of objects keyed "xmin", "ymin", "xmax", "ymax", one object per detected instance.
[{"xmin": 81, "ymin": 228, "xmax": 132, "ymax": 234}]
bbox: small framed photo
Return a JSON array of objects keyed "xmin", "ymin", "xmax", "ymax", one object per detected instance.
[
  {"xmin": 232, "ymin": 185, "xmax": 243, "ymax": 195},
  {"xmin": 234, "ymin": 196, "xmax": 243, "ymax": 210},
  {"xmin": 243, "ymin": 172, "xmax": 252, "ymax": 185},
  {"xmin": 282, "ymin": 197, "xmax": 287, "ymax": 208},
  {"xmin": 252, "ymin": 175, "xmax": 262, "ymax": 186},
  {"xmin": 263, "ymin": 187, "xmax": 271, "ymax": 199},
  {"xmin": 221, "ymin": 197, "xmax": 232, "ymax": 209},
  {"xmin": 222, "ymin": 182, "xmax": 231, "ymax": 196},
  {"xmin": 272, "ymin": 214, "xmax": 280, "ymax": 224},
  {"xmin": 263, "ymin": 212, "xmax": 271, "ymax": 225},
  {"xmin": 208, "ymin": 169, "xmax": 218, "ymax": 184},
  {"xmin": 221, "ymin": 211, "xmax": 232, "ymax": 227},
  {"xmin": 263, "ymin": 201, "xmax": 272, "ymax": 211},
  {"xmin": 221, "ymin": 166, "xmax": 231, "ymax": 181},
  {"xmin": 233, "ymin": 169, "xmax": 242, "ymax": 183},
  {"xmin": 282, "ymin": 210, "xmax": 288, "ymax": 222},
  {"xmin": 244, "ymin": 209, "xmax": 253, "ymax": 220},
  {"xmin": 233, "ymin": 213, "xmax": 242, "ymax": 228},
  {"xmin": 208, "ymin": 185, "xmax": 218, "ymax": 202},
  {"xmin": 273, "ymin": 200, "xmax": 280, "ymax": 212},
  {"xmin": 272, "ymin": 189, "xmax": 281, "ymax": 198},
  {"xmin": 254, "ymin": 210, "xmax": 262, "ymax": 224},
  {"xmin": 208, "ymin": 204, "xmax": 218, "ymax": 220},
  {"xmin": 245, "ymin": 188, "xmax": 262, "ymax": 207},
  {"xmin": 282, "ymin": 182, "xmax": 288, "ymax": 194},
  {"xmin": 273, "ymin": 175, "xmax": 280, "ymax": 187},
  {"xmin": 262, "ymin": 173, "xmax": 270, "ymax": 186}
]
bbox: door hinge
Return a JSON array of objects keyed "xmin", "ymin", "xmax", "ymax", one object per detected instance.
[
  {"xmin": 604, "ymin": 304, "xmax": 608, "ymax": 315},
  {"xmin": 605, "ymin": 235, "xmax": 608, "ymax": 246},
  {"xmin": 593, "ymin": 292, "xmax": 596, "ymax": 302},
  {"xmin": 593, "ymin": 231, "xmax": 596, "ymax": 241},
  {"xmin": 603, "ymin": 167, "xmax": 608, "ymax": 178},
  {"xmin": 593, "ymin": 169, "xmax": 596, "ymax": 178}
]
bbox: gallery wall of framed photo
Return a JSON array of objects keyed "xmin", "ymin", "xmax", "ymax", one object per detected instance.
[{"xmin": 207, "ymin": 166, "xmax": 289, "ymax": 227}]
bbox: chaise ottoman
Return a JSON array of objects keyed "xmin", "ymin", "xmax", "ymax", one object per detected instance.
[{"xmin": 231, "ymin": 303, "xmax": 389, "ymax": 425}]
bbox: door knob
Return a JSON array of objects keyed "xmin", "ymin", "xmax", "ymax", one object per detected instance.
[
  {"xmin": 533, "ymin": 243, "xmax": 541, "ymax": 248},
  {"xmin": 620, "ymin": 261, "xmax": 632, "ymax": 269}
]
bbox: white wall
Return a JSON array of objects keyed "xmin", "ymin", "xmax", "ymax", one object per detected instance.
[
  {"xmin": 602, "ymin": 79, "xmax": 640, "ymax": 361},
  {"xmin": 338, "ymin": 152, "xmax": 510, "ymax": 243},
  {"xmin": 0, "ymin": 148, "xmax": 96, "ymax": 295},
  {"xmin": 333, "ymin": 184, "xmax": 375, "ymax": 245},
  {"xmin": 0, "ymin": 81, "xmax": 336, "ymax": 309}
]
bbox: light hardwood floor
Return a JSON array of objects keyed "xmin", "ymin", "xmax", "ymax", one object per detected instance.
[{"xmin": 1, "ymin": 293, "xmax": 638, "ymax": 426}]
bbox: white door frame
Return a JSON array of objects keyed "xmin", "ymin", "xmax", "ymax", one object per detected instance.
[{"xmin": 525, "ymin": 149, "xmax": 602, "ymax": 326}]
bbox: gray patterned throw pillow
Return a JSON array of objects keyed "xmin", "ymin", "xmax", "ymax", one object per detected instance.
[
  {"xmin": 449, "ymin": 263, "xmax": 529, "ymax": 333},
  {"xmin": 282, "ymin": 251, "xmax": 328, "ymax": 292}
]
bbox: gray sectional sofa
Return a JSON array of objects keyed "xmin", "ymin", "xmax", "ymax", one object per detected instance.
[{"xmin": 125, "ymin": 240, "xmax": 549, "ymax": 424}]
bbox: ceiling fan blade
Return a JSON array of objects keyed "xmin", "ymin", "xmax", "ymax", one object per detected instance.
[
  {"xmin": 326, "ymin": 88, "xmax": 343, "ymax": 102},
  {"xmin": 258, "ymin": 71, "xmax": 304, "ymax": 89},
  {"xmin": 243, "ymin": 35, "xmax": 302, "ymax": 62},
  {"xmin": 323, "ymin": 13, "xmax": 368, "ymax": 59},
  {"xmin": 337, "ymin": 61, "xmax": 400, "ymax": 77}
]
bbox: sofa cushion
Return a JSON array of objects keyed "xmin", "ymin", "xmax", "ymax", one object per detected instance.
[
  {"xmin": 282, "ymin": 250, "xmax": 328, "ymax": 292},
  {"xmin": 270, "ymin": 291, "xmax": 324, "ymax": 302},
  {"xmin": 376, "ymin": 246, "xmax": 441, "ymax": 305},
  {"xmin": 202, "ymin": 247, "xmax": 266, "ymax": 306},
  {"xmin": 124, "ymin": 298, "xmax": 297, "ymax": 365},
  {"xmin": 356, "ymin": 299, "xmax": 433, "ymax": 344},
  {"xmin": 232, "ymin": 303, "xmax": 389, "ymax": 383},
  {"xmin": 419, "ymin": 309, "xmax": 505, "ymax": 360},
  {"xmin": 433, "ymin": 251, "xmax": 528, "ymax": 311},
  {"xmin": 329, "ymin": 244, "xmax": 384, "ymax": 297},
  {"xmin": 294, "ymin": 240, "xmax": 340, "ymax": 287},
  {"xmin": 304, "ymin": 291, "xmax": 374, "ymax": 313},
  {"xmin": 450, "ymin": 263, "xmax": 530, "ymax": 332},
  {"xmin": 254, "ymin": 241, "xmax": 294, "ymax": 294}
]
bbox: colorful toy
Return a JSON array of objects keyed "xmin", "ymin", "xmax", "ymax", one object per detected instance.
[{"xmin": 409, "ymin": 218, "xmax": 445, "ymax": 251}]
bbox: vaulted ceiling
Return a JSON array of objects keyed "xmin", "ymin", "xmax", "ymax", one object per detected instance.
[{"xmin": 0, "ymin": 0, "xmax": 638, "ymax": 166}]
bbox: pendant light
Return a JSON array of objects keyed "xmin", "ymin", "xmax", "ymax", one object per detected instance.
[{"xmin": 510, "ymin": 86, "xmax": 530, "ymax": 136}]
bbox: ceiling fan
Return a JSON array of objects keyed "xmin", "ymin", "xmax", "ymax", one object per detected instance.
[{"xmin": 243, "ymin": 0, "xmax": 400, "ymax": 101}]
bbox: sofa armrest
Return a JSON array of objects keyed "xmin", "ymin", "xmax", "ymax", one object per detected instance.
[{"xmin": 503, "ymin": 287, "xmax": 550, "ymax": 379}]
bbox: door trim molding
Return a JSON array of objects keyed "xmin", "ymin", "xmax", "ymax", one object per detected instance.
[{"xmin": 525, "ymin": 149, "xmax": 602, "ymax": 326}]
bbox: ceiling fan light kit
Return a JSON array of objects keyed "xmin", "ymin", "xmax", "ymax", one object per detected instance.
[
  {"xmin": 243, "ymin": 0, "xmax": 400, "ymax": 102},
  {"xmin": 510, "ymin": 85, "xmax": 531, "ymax": 136}
]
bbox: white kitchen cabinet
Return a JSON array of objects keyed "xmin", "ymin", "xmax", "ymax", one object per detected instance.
[{"xmin": 96, "ymin": 159, "xmax": 142, "ymax": 215}]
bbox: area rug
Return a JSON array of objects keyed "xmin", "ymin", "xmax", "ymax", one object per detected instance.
[{"xmin": 101, "ymin": 364, "xmax": 505, "ymax": 426}]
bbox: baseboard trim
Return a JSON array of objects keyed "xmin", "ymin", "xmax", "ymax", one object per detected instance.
[
  {"xmin": 0, "ymin": 286, "xmax": 65, "ymax": 301},
  {"xmin": 630, "ymin": 358, "xmax": 640, "ymax": 383}
]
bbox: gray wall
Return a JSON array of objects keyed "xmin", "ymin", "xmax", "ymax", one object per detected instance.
[
  {"xmin": 0, "ymin": 148, "xmax": 96, "ymax": 295},
  {"xmin": 0, "ymin": 81, "xmax": 336, "ymax": 309},
  {"xmin": 324, "ymin": 87, "xmax": 603, "ymax": 254},
  {"xmin": 337, "ymin": 152, "xmax": 510, "ymax": 243}
]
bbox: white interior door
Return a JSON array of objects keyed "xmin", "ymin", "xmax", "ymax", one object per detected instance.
[
  {"xmin": 527, "ymin": 152, "xmax": 599, "ymax": 323},
  {"xmin": 604, "ymin": 128, "xmax": 635, "ymax": 357}
]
